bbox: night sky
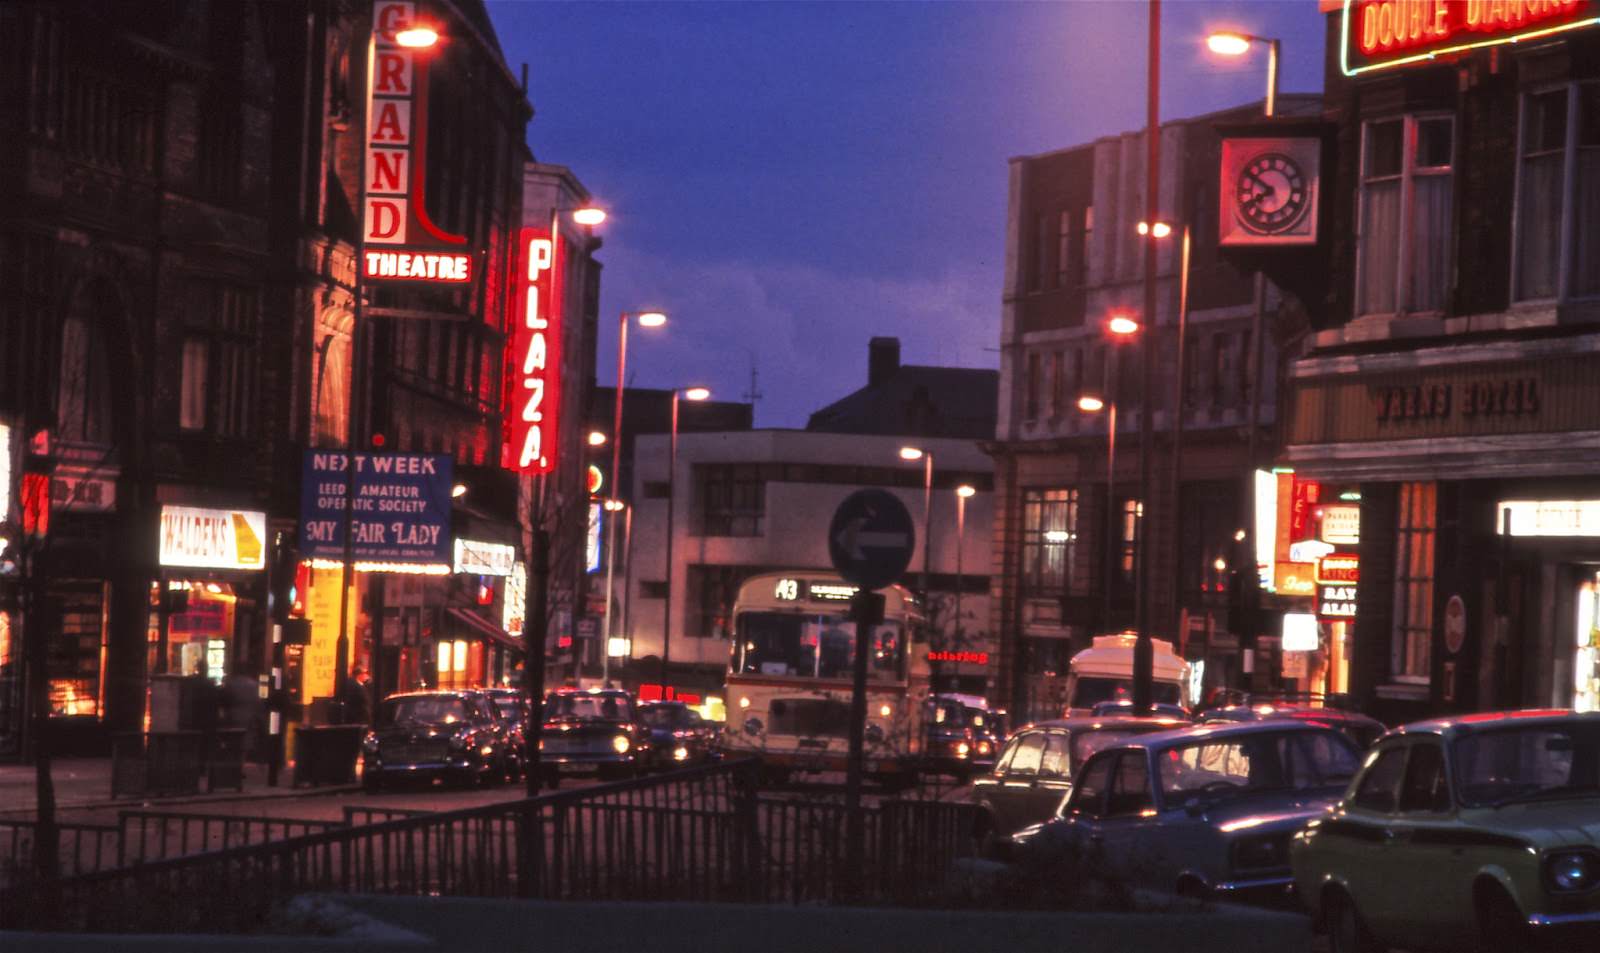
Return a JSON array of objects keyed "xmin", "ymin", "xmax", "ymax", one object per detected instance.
[{"xmin": 487, "ymin": 1, "xmax": 1327, "ymax": 428}]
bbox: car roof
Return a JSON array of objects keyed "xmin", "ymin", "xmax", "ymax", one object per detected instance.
[
  {"xmin": 549, "ymin": 687, "xmax": 631, "ymax": 697},
  {"xmin": 381, "ymin": 690, "xmax": 477, "ymax": 702},
  {"xmin": 1203, "ymin": 704, "xmax": 1382, "ymax": 726},
  {"xmin": 1388, "ymin": 709, "xmax": 1598, "ymax": 739},
  {"xmin": 1109, "ymin": 718, "xmax": 1348, "ymax": 751},
  {"xmin": 639, "ymin": 700, "xmax": 689, "ymax": 708},
  {"xmin": 1019, "ymin": 715, "xmax": 1191, "ymax": 734}
]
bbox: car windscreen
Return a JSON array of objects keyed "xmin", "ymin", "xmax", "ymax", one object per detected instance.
[
  {"xmin": 377, "ymin": 696, "xmax": 470, "ymax": 727},
  {"xmin": 546, "ymin": 693, "xmax": 633, "ymax": 721},
  {"xmin": 1453, "ymin": 723, "xmax": 1600, "ymax": 808},
  {"xmin": 931, "ymin": 700, "xmax": 969, "ymax": 728},
  {"xmin": 1156, "ymin": 729, "xmax": 1360, "ymax": 806},
  {"xmin": 490, "ymin": 697, "xmax": 523, "ymax": 719},
  {"xmin": 1072, "ymin": 676, "xmax": 1182, "ymax": 708},
  {"xmin": 641, "ymin": 706, "xmax": 691, "ymax": 728},
  {"xmin": 731, "ymin": 611, "xmax": 905, "ymax": 681}
]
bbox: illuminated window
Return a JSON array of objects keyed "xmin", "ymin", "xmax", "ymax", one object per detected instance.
[
  {"xmin": 1514, "ymin": 82, "xmax": 1600, "ymax": 302},
  {"xmin": 1392, "ymin": 482, "xmax": 1436, "ymax": 683},
  {"xmin": 1357, "ymin": 115, "xmax": 1454, "ymax": 317},
  {"xmin": 1021, "ymin": 488, "xmax": 1081, "ymax": 595},
  {"xmin": 1119, "ymin": 499, "xmax": 1144, "ymax": 585}
]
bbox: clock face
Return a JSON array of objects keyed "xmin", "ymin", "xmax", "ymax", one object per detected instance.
[{"xmin": 1234, "ymin": 152, "xmax": 1310, "ymax": 235}]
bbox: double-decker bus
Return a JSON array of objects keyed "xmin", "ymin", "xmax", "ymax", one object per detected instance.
[{"xmin": 722, "ymin": 571, "xmax": 930, "ymax": 787}]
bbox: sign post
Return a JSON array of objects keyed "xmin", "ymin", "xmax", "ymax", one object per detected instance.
[{"xmin": 826, "ymin": 488, "xmax": 915, "ymax": 897}]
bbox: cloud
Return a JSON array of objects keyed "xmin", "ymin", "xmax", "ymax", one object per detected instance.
[{"xmin": 596, "ymin": 240, "xmax": 999, "ymax": 429}]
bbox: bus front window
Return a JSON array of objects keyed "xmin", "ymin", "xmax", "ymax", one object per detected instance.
[{"xmin": 734, "ymin": 612, "xmax": 905, "ymax": 681}]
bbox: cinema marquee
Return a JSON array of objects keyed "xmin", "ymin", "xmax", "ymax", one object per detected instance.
[
  {"xmin": 362, "ymin": 1, "xmax": 474, "ymax": 283},
  {"xmin": 1341, "ymin": 0, "xmax": 1600, "ymax": 76},
  {"xmin": 504, "ymin": 227, "xmax": 564, "ymax": 474}
]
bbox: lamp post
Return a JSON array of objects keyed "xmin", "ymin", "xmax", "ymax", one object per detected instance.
[
  {"xmin": 898, "ymin": 445, "xmax": 934, "ymax": 607},
  {"xmin": 601, "ymin": 310, "xmax": 666, "ymax": 687},
  {"xmin": 955, "ymin": 485, "xmax": 975, "ymax": 657},
  {"xmin": 602, "ymin": 498, "xmax": 627, "ymax": 661},
  {"xmin": 1207, "ymin": 29, "xmax": 1282, "ymax": 688},
  {"xmin": 1079, "ymin": 314, "xmax": 1140, "ymax": 635},
  {"xmin": 1142, "ymin": 220, "xmax": 1192, "ymax": 673},
  {"xmin": 661, "ymin": 386, "xmax": 710, "ymax": 690},
  {"xmin": 1133, "ymin": 0, "xmax": 1163, "ymax": 715}
]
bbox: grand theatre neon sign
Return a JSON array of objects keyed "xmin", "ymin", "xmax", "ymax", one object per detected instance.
[
  {"xmin": 1341, "ymin": 0, "xmax": 1600, "ymax": 75},
  {"xmin": 362, "ymin": 1, "xmax": 473, "ymax": 283},
  {"xmin": 504, "ymin": 227, "xmax": 564, "ymax": 474}
]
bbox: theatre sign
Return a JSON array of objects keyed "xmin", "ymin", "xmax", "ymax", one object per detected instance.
[{"xmin": 362, "ymin": 1, "xmax": 473, "ymax": 283}]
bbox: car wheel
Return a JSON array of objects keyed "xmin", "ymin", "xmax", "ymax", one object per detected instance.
[
  {"xmin": 1325, "ymin": 888, "xmax": 1382, "ymax": 953},
  {"xmin": 1476, "ymin": 883, "xmax": 1534, "ymax": 953}
]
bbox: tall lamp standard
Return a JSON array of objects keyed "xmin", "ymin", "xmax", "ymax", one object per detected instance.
[
  {"xmin": 954, "ymin": 485, "xmax": 976, "ymax": 656},
  {"xmin": 897, "ymin": 446, "xmax": 934, "ymax": 608},
  {"xmin": 1078, "ymin": 314, "xmax": 1141, "ymax": 634},
  {"xmin": 335, "ymin": 19, "xmax": 441, "ymax": 714},
  {"xmin": 601, "ymin": 310, "xmax": 666, "ymax": 688},
  {"xmin": 1141, "ymin": 220, "xmax": 1192, "ymax": 674},
  {"xmin": 1207, "ymin": 29, "xmax": 1282, "ymax": 685},
  {"xmin": 660, "ymin": 387, "xmax": 710, "ymax": 689}
]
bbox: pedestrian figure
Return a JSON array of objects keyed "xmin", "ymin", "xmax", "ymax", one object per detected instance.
[{"xmin": 339, "ymin": 666, "xmax": 372, "ymax": 725}]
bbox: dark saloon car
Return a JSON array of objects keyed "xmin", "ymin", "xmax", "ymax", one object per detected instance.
[
  {"xmin": 1198, "ymin": 693, "xmax": 1385, "ymax": 749},
  {"xmin": 924, "ymin": 696, "xmax": 979, "ymax": 779},
  {"xmin": 638, "ymin": 701, "xmax": 718, "ymax": 769},
  {"xmin": 1012, "ymin": 720, "xmax": 1362, "ymax": 904},
  {"xmin": 482, "ymin": 688, "xmax": 531, "ymax": 751},
  {"xmin": 538, "ymin": 689, "xmax": 653, "ymax": 784},
  {"xmin": 971, "ymin": 715, "xmax": 1189, "ymax": 851},
  {"xmin": 361, "ymin": 690, "xmax": 519, "ymax": 792}
]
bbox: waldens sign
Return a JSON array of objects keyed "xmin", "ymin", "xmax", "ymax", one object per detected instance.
[
  {"xmin": 299, "ymin": 451, "xmax": 453, "ymax": 566},
  {"xmin": 160, "ymin": 505, "xmax": 268, "ymax": 571}
]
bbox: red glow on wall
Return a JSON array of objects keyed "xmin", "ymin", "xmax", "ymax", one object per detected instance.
[{"xmin": 504, "ymin": 227, "xmax": 564, "ymax": 474}]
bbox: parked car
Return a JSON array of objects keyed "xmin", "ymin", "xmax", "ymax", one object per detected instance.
[
  {"xmin": 638, "ymin": 700, "xmax": 718, "ymax": 768},
  {"xmin": 1291, "ymin": 709, "xmax": 1600, "ymax": 953},
  {"xmin": 924, "ymin": 695, "xmax": 978, "ymax": 779},
  {"xmin": 966, "ymin": 705, "xmax": 1007, "ymax": 768},
  {"xmin": 971, "ymin": 715, "xmax": 1188, "ymax": 851},
  {"xmin": 1198, "ymin": 692, "xmax": 1385, "ymax": 748},
  {"xmin": 537, "ymin": 688, "xmax": 652, "ymax": 785},
  {"xmin": 361, "ymin": 689, "xmax": 519, "ymax": 792},
  {"xmin": 1012, "ymin": 720, "xmax": 1362, "ymax": 903},
  {"xmin": 1091, "ymin": 700, "xmax": 1194, "ymax": 721},
  {"xmin": 482, "ymin": 688, "xmax": 531, "ymax": 753}
]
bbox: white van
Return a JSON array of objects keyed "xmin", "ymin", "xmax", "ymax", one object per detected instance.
[{"xmin": 1063, "ymin": 632, "xmax": 1190, "ymax": 716}]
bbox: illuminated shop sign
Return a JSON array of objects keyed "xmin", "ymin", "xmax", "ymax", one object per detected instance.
[
  {"xmin": 1342, "ymin": 0, "xmax": 1600, "ymax": 76},
  {"xmin": 1319, "ymin": 504, "xmax": 1361, "ymax": 545},
  {"xmin": 361, "ymin": 1, "xmax": 473, "ymax": 282},
  {"xmin": 504, "ymin": 226, "xmax": 564, "ymax": 474},
  {"xmin": 1496, "ymin": 499, "xmax": 1600, "ymax": 537},
  {"xmin": 1317, "ymin": 585, "xmax": 1358, "ymax": 620},
  {"xmin": 586, "ymin": 503, "xmax": 601, "ymax": 574},
  {"xmin": 159, "ymin": 505, "xmax": 268, "ymax": 571},
  {"xmin": 1316, "ymin": 554, "xmax": 1361, "ymax": 585},
  {"xmin": 1282, "ymin": 612, "xmax": 1320, "ymax": 652},
  {"xmin": 927, "ymin": 650, "xmax": 989, "ymax": 666},
  {"xmin": 299, "ymin": 451, "xmax": 453, "ymax": 567},
  {"xmin": 453, "ymin": 538, "xmax": 515, "ymax": 576},
  {"xmin": 502, "ymin": 561, "xmax": 527, "ymax": 636}
]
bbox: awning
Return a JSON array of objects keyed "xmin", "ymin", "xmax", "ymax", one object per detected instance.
[{"xmin": 445, "ymin": 607, "xmax": 522, "ymax": 652}]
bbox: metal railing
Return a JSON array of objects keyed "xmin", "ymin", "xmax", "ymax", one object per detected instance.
[
  {"xmin": 0, "ymin": 819, "xmax": 121, "ymax": 881},
  {"xmin": 2, "ymin": 759, "xmax": 981, "ymax": 932},
  {"xmin": 116, "ymin": 810, "xmax": 345, "ymax": 865}
]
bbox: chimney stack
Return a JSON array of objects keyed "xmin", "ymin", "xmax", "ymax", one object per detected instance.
[{"xmin": 868, "ymin": 337, "xmax": 900, "ymax": 388}]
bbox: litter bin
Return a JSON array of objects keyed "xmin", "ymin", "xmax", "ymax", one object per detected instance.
[
  {"xmin": 208, "ymin": 728, "xmax": 248, "ymax": 792},
  {"xmin": 294, "ymin": 725, "xmax": 364, "ymax": 787}
]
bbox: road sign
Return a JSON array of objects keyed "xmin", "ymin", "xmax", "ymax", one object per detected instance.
[{"xmin": 827, "ymin": 489, "xmax": 915, "ymax": 591}]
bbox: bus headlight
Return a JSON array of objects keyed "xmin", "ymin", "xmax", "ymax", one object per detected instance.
[
  {"xmin": 879, "ymin": 704, "xmax": 892, "ymax": 718},
  {"xmin": 612, "ymin": 734, "xmax": 632, "ymax": 754},
  {"xmin": 743, "ymin": 717, "xmax": 764, "ymax": 736}
]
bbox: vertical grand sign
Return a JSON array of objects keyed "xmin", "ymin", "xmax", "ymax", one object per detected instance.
[
  {"xmin": 505, "ymin": 227, "xmax": 564, "ymax": 474},
  {"xmin": 363, "ymin": 1, "xmax": 474, "ymax": 283}
]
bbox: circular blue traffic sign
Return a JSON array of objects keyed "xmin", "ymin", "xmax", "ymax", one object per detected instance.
[{"xmin": 827, "ymin": 489, "xmax": 916, "ymax": 591}]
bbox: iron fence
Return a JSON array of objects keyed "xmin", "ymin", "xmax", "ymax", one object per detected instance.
[
  {"xmin": 1, "ymin": 759, "xmax": 981, "ymax": 933},
  {"xmin": 0, "ymin": 819, "xmax": 121, "ymax": 881}
]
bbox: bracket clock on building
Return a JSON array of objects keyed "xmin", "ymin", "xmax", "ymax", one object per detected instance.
[{"xmin": 1219, "ymin": 137, "xmax": 1321, "ymax": 247}]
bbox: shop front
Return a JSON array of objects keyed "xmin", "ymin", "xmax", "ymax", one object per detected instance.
[{"xmin": 152, "ymin": 502, "xmax": 269, "ymax": 688}]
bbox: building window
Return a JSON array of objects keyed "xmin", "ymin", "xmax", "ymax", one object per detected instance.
[
  {"xmin": 697, "ymin": 464, "xmax": 764, "ymax": 537},
  {"xmin": 1047, "ymin": 351, "xmax": 1064, "ymax": 418},
  {"xmin": 1024, "ymin": 351, "xmax": 1042, "ymax": 422},
  {"xmin": 686, "ymin": 565, "xmax": 760, "ymax": 640},
  {"xmin": 1021, "ymin": 488, "xmax": 1080, "ymax": 595},
  {"xmin": 56, "ymin": 314, "xmax": 113, "ymax": 446},
  {"xmin": 1357, "ymin": 115, "xmax": 1454, "ymax": 316},
  {"xmin": 1392, "ymin": 482, "xmax": 1437, "ymax": 683},
  {"xmin": 1119, "ymin": 498, "xmax": 1143, "ymax": 585},
  {"xmin": 1210, "ymin": 332, "xmax": 1232, "ymax": 409},
  {"xmin": 1030, "ymin": 213, "xmax": 1050, "ymax": 292},
  {"xmin": 640, "ymin": 580, "xmax": 668, "ymax": 600},
  {"xmin": 1057, "ymin": 210, "xmax": 1073, "ymax": 286},
  {"xmin": 1081, "ymin": 206, "xmax": 1094, "ymax": 286},
  {"xmin": 180, "ymin": 283, "xmax": 259, "ymax": 437},
  {"xmin": 1515, "ymin": 82, "xmax": 1600, "ymax": 302}
]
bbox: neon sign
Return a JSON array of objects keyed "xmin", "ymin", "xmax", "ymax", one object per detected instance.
[
  {"xmin": 504, "ymin": 227, "xmax": 564, "ymax": 474},
  {"xmin": 1342, "ymin": 0, "xmax": 1600, "ymax": 76},
  {"xmin": 927, "ymin": 650, "xmax": 989, "ymax": 666},
  {"xmin": 362, "ymin": 1, "xmax": 473, "ymax": 281}
]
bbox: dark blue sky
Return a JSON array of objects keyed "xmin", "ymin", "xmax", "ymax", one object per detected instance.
[{"xmin": 487, "ymin": 1, "xmax": 1327, "ymax": 428}]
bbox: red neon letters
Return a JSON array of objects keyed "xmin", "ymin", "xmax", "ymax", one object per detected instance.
[
  {"xmin": 1351, "ymin": 0, "xmax": 1589, "ymax": 58},
  {"xmin": 505, "ymin": 227, "xmax": 563, "ymax": 474}
]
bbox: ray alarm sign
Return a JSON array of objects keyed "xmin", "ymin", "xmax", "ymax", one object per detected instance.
[
  {"xmin": 361, "ymin": 1, "xmax": 473, "ymax": 284},
  {"xmin": 504, "ymin": 227, "xmax": 564, "ymax": 474}
]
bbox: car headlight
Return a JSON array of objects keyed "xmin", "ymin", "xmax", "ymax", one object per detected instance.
[
  {"xmin": 612, "ymin": 734, "xmax": 631, "ymax": 754},
  {"xmin": 743, "ymin": 717, "xmax": 763, "ymax": 736},
  {"xmin": 673, "ymin": 746, "xmax": 689, "ymax": 761},
  {"xmin": 956, "ymin": 741, "xmax": 970, "ymax": 758},
  {"xmin": 977, "ymin": 741, "xmax": 992, "ymax": 755},
  {"xmin": 362, "ymin": 732, "xmax": 380, "ymax": 752},
  {"xmin": 1230, "ymin": 833, "xmax": 1288, "ymax": 872},
  {"xmin": 1546, "ymin": 849, "xmax": 1600, "ymax": 892}
]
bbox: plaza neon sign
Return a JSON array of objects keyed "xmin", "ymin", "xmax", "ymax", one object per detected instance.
[
  {"xmin": 1341, "ymin": 0, "xmax": 1599, "ymax": 76},
  {"xmin": 504, "ymin": 226, "xmax": 564, "ymax": 474},
  {"xmin": 361, "ymin": 1, "xmax": 474, "ymax": 282}
]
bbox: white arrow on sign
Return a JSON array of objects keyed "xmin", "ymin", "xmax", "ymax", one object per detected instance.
[{"xmin": 834, "ymin": 517, "xmax": 910, "ymax": 561}]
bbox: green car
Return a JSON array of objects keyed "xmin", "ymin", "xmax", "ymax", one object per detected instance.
[{"xmin": 1291, "ymin": 710, "xmax": 1600, "ymax": 952}]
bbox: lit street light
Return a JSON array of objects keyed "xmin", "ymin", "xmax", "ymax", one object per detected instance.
[
  {"xmin": 955, "ymin": 485, "xmax": 975, "ymax": 660},
  {"xmin": 587, "ymin": 430, "xmax": 607, "ymax": 447},
  {"xmin": 661, "ymin": 386, "xmax": 711, "ymax": 689},
  {"xmin": 898, "ymin": 445, "xmax": 935, "ymax": 662},
  {"xmin": 602, "ymin": 310, "xmax": 667, "ymax": 688}
]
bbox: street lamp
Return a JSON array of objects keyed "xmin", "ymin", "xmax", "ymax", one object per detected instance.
[
  {"xmin": 661, "ymin": 386, "xmax": 710, "ymax": 689},
  {"xmin": 955, "ymin": 485, "xmax": 975, "ymax": 661},
  {"xmin": 586, "ymin": 430, "xmax": 607, "ymax": 448},
  {"xmin": 1207, "ymin": 28, "xmax": 1283, "ymax": 691},
  {"xmin": 601, "ymin": 310, "xmax": 667, "ymax": 688},
  {"xmin": 898, "ymin": 446, "xmax": 934, "ymax": 643}
]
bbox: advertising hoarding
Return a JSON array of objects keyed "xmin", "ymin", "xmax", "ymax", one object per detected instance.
[
  {"xmin": 299, "ymin": 451, "xmax": 453, "ymax": 566},
  {"xmin": 159, "ymin": 505, "xmax": 268, "ymax": 571}
]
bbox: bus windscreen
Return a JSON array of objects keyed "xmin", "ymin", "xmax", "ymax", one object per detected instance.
[{"xmin": 733, "ymin": 612, "xmax": 905, "ymax": 681}]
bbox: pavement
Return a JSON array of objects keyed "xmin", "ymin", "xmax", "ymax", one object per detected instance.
[{"xmin": 0, "ymin": 758, "xmax": 358, "ymax": 819}]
